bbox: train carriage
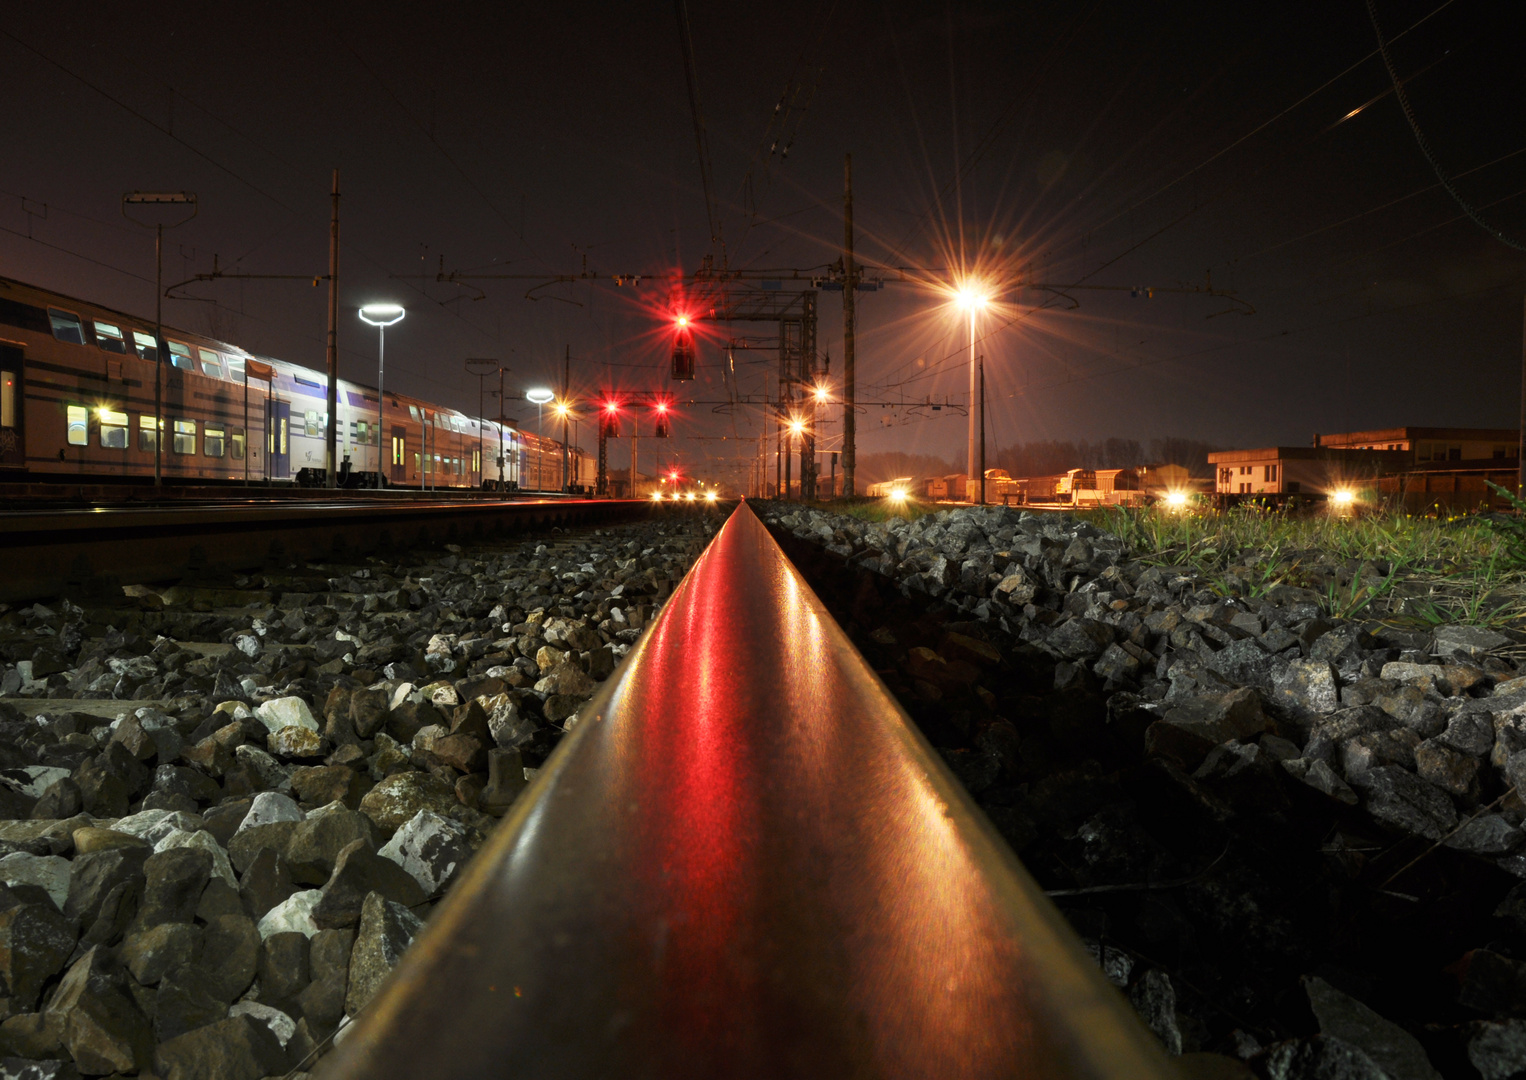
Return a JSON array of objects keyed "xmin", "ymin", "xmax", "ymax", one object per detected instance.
[{"xmin": 0, "ymin": 276, "xmax": 589, "ymax": 491}]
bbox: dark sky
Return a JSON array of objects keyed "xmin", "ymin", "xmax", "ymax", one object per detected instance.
[{"xmin": 3, "ymin": 0, "xmax": 1524, "ymax": 483}]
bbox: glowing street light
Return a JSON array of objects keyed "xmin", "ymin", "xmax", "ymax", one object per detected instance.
[
  {"xmin": 1164, "ymin": 490, "xmax": 1190, "ymax": 510},
  {"xmin": 1330, "ymin": 487, "xmax": 1357, "ymax": 509},
  {"xmin": 526, "ymin": 387, "xmax": 555, "ymax": 491},
  {"xmin": 359, "ymin": 303, "xmax": 405, "ymax": 488},
  {"xmin": 955, "ymin": 285, "xmax": 990, "ymax": 501},
  {"xmin": 813, "ymin": 383, "xmax": 831, "ymax": 404},
  {"xmin": 788, "ymin": 417, "xmax": 806, "ymax": 437}
]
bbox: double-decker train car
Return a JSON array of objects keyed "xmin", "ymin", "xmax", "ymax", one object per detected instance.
[{"xmin": 0, "ymin": 276, "xmax": 590, "ymax": 490}]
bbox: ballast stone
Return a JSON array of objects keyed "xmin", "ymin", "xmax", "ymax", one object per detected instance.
[
  {"xmin": 379, "ymin": 810, "xmax": 472, "ymax": 897},
  {"xmin": 255, "ymin": 697, "xmax": 319, "ymax": 733}
]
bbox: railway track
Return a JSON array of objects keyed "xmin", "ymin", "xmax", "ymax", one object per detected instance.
[
  {"xmin": 315, "ymin": 501, "xmax": 1173, "ymax": 1079},
  {"xmin": 0, "ymin": 496, "xmax": 646, "ymax": 604}
]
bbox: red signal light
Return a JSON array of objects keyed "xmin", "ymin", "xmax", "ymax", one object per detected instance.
[
  {"xmin": 675, "ymin": 315, "xmax": 690, "ymax": 328},
  {"xmin": 604, "ymin": 400, "xmax": 619, "ymax": 414},
  {"xmin": 655, "ymin": 401, "xmax": 668, "ymax": 413}
]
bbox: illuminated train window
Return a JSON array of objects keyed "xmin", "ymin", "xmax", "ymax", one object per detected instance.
[
  {"xmin": 138, "ymin": 415, "xmax": 162, "ymax": 452},
  {"xmin": 230, "ymin": 428, "xmax": 245, "ymax": 460},
  {"xmin": 204, "ymin": 426, "xmax": 226, "ymax": 457},
  {"xmin": 99, "ymin": 409, "xmax": 128, "ymax": 449},
  {"xmin": 66, "ymin": 405, "xmax": 87, "ymax": 445},
  {"xmin": 173, "ymin": 419, "xmax": 196, "ymax": 454},
  {"xmin": 167, "ymin": 342, "xmax": 196, "ymax": 371},
  {"xmin": 49, "ymin": 310, "xmax": 86, "ymax": 346},
  {"xmin": 94, "ymin": 322, "xmax": 128, "ymax": 354},
  {"xmin": 198, "ymin": 348, "xmax": 224, "ymax": 379},
  {"xmin": 131, "ymin": 332, "xmax": 158, "ymax": 363},
  {"xmin": 1, "ymin": 373, "xmax": 13, "ymax": 427}
]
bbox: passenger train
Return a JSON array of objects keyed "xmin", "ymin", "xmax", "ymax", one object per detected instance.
[{"xmin": 0, "ymin": 276, "xmax": 591, "ymax": 490}]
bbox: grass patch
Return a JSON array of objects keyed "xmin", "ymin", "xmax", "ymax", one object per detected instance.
[{"xmin": 1085, "ymin": 504, "xmax": 1526, "ymax": 630}]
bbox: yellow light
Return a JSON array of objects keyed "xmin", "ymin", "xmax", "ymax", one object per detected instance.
[
  {"xmin": 888, "ymin": 488, "xmax": 908, "ymax": 504},
  {"xmin": 955, "ymin": 287, "xmax": 989, "ymax": 311},
  {"xmin": 813, "ymin": 385, "xmax": 829, "ymax": 403},
  {"xmin": 1164, "ymin": 490, "xmax": 1189, "ymax": 509},
  {"xmin": 1331, "ymin": 488, "xmax": 1356, "ymax": 507},
  {"xmin": 704, "ymin": 490, "xmax": 718, "ymax": 502},
  {"xmin": 788, "ymin": 418, "xmax": 805, "ymax": 436},
  {"xmin": 553, "ymin": 403, "xmax": 570, "ymax": 418},
  {"xmin": 684, "ymin": 491, "xmax": 696, "ymax": 502},
  {"xmin": 651, "ymin": 492, "xmax": 663, "ymax": 501}
]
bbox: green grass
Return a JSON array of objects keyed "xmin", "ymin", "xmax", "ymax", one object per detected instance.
[
  {"xmin": 1086, "ymin": 504, "xmax": 1526, "ymax": 630},
  {"xmin": 809, "ymin": 498, "xmax": 933, "ymax": 524}
]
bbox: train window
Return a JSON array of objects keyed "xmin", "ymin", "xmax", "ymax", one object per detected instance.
[
  {"xmin": 66, "ymin": 405, "xmax": 87, "ymax": 445},
  {"xmin": 172, "ymin": 419, "xmax": 196, "ymax": 454},
  {"xmin": 392, "ymin": 435, "xmax": 404, "ymax": 465},
  {"xmin": 204, "ymin": 426, "xmax": 225, "ymax": 457},
  {"xmin": 131, "ymin": 332, "xmax": 159, "ymax": 363},
  {"xmin": 225, "ymin": 355, "xmax": 245, "ymax": 378},
  {"xmin": 1, "ymin": 373, "xmax": 13, "ymax": 427},
  {"xmin": 295, "ymin": 375, "xmax": 321, "ymax": 389},
  {"xmin": 409, "ymin": 406, "xmax": 421, "ymax": 421},
  {"xmin": 198, "ymin": 348, "xmax": 224, "ymax": 379},
  {"xmin": 305, "ymin": 410, "xmax": 321, "ymax": 437},
  {"xmin": 49, "ymin": 310, "xmax": 87, "ymax": 346},
  {"xmin": 98, "ymin": 409, "xmax": 128, "ymax": 449},
  {"xmin": 472, "ymin": 448, "xmax": 480, "ymax": 473},
  {"xmin": 94, "ymin": 322, "xmax": 128, "ymax": 354},
  {"xmin": 138, "ymin": 415, "xmax": 162, "ymax": 452},
  {"xmin": 166, "ymin": 341, "xmax": 196, "ymax": 371},
  {"xmin": 230, "ymin": 428, "xmax": 245, "ymax": 460}
]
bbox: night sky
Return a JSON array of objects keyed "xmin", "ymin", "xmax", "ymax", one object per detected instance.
[{"xmin": 3, "ymin": 0, "xmax": 1523, "ymax": 485}]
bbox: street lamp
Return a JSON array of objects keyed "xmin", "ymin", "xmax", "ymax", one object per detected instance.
[
  {"xmin": 527, "ymin": 387, "xmax": 555, "ymax": 491},
  {"xmin": 956, "ymin": 287, "xmax": 989, "ymax": 502},
  {"xmin": 359, "ymin": 304, "xmax": 405, "ymax": 488}
]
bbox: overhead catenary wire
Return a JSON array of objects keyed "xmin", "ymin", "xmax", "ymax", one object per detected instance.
[{"xmin": 1366, "ymin": 0, "xmax": 1526, "ymax": 251}]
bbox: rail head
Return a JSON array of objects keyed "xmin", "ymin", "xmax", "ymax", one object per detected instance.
[{"xmin": 318, "ymin": 500, "xmax": 1175, "ymax": 1079}]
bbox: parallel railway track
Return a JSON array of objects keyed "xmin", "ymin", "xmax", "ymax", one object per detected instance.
[
  {"xmin": 316, "ymin": 501, "xmax": 1172, "ymax": 1079},
  {"xmin": 0, "ymin": 496, "xmax": 645, "ymax": 603}
]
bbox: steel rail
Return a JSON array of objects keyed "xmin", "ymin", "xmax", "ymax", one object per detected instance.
[
  {"xmin": 318, "ymin": 501, "xmax": 1174, "ymax": 1079},
  {"xmin": 0, "ymin": 498, "xmax": 647, "ymax": 603}
]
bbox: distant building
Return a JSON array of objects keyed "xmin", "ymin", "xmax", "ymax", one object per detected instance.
[
  {"xmin": 1313, "ymin": 427, "xmax": 1518, "ymax": 465},
  {"xmin": 1207, "ymin": 447, "xmax": 1408, "ymax": 496}
]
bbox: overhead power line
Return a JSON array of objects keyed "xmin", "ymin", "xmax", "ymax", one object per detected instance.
[{"xmin": 1365, "ymin": 0, "xmax": 1526, "ymax": 251}]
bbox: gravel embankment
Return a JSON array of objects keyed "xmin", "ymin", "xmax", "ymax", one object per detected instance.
[
  {"xmin": 0, "ymin": 509, "xmax": 718, "ymax": 1079},
  {"xmin": 759, "ymin": 499, "xmax": 1526, "ymax": 1080}
]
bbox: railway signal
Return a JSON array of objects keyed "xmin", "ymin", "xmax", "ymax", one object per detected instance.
[{"xmin": 671, "ymin": 314, "xmax": 696, "ymax": 381}]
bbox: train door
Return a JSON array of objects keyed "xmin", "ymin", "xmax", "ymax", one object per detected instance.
[
  {"xmin": 267, "ymin": 399, "xmax": 290, "ymax": 478},
  {"xmin": 390, "ymin": 426, "xmax": 406, "ymax": 485},
  {"xmin": 0, "ymin": 345, "xmax": 22, "ymax": 469}
]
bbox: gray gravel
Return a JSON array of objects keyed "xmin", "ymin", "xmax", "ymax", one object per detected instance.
[{"xmin": 0, "ymin": 509, "xmax": 718, "ymax": 1077}]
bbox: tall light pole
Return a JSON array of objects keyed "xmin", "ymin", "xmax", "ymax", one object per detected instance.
[
  {"xmin": 359, "ymin": 304, "xmax": 405, "ymax": 488},
  {"xmin": 957, "ymin": 288, "xmax": 989, "ymax": 499},
  {"xmin": 122, "ymin": 191, "xmax": 196, "ymax": 489},
  {"xmin": 527, "ymin": 387, "xmax": 554, "ymax": 491}
]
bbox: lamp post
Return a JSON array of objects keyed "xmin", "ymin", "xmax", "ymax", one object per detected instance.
[
  {"xmin": 956, "ymin": 288, "xmax": 989, "ymax": 501},
  {"xmin": 527, "ymin": 387, "xmax": 554, "ymax": 491},
  {"xmin": 359, "ymin": 304, "xmax": 405, "ymax": 488},
  {"xmin": 122, "ymin": 191, "xmax": 197, "ymax": 488}
]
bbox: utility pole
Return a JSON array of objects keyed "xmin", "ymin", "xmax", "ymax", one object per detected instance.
[
  {"xmin": 1519, "ymin": 294, "xmax": 1525, "ymax": 497},
  {"xmin": 843, "ymin": 153, "xmax": 856, "ymax": 498},
  {"xmin": 122, "ymin": 191, "xmax": 196, "ymax": 489},
  {"xmin": 631, "ymin": 430, "xmax": 638, "ymax": 499},
  {"xmin": 498, "ymin": 366, "xmax": 507, "ymax": 491},
  {"xmin": 325, "ymin": 169, "xmax": 340, "ymax": 489},
  {"xmin": 978, "ymin": 355, "xmax": 986, "ymax": 506},
  {"xmin": 562, "ymin": 345, "xmax": 571, "ymax": 491}
]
